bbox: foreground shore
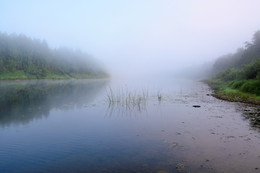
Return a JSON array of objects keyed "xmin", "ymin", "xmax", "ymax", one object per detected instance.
[
  {"xmin": 0, "ymin": 72, "xmax": 108, "ymax": 80},
  {"xmin": 205, "ymin": 79, "xmax": 260, "ymax": 105}
]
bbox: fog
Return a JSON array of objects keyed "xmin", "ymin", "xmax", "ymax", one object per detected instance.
[{"xmin": 1, "ymin": 0, "xmax": 260, "ymax": 77}]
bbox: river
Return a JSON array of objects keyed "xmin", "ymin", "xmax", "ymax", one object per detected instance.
[{"xmin": 0, "ymin": 78, "xmax": 259, "ymax": 173}]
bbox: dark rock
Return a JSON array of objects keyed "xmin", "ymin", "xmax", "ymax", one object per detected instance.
[{"xmin": 193, "ymin": 105, "xmax": 201, "ymax": 108}]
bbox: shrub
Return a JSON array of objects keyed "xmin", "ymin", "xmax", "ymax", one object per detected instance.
[
  {"xmin": 242, "ymin": 59, "xmax": 260, "ymax": 79},
  {"xmin": 228, "ymin": 80, "xmax": 246, "ymax": 89},
  {"xmin": 240, "ymin": 80, "xmax": 260, "ymax": 95},
  {"xmin": 214, "ymin": 68, "xmax": 243, "ymax": 81}
]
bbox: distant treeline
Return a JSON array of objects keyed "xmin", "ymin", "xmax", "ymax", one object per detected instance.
[
  {"xmin": 208, "ymin": 30, "xmax": 260, "ymax": 102},
  {"xmin": 212, "ymin": 30, "xmax": 260, "ymax": 76},
  {"xmin": 0, "ymin": 32, "xmax": 107, "ymax": 79}
]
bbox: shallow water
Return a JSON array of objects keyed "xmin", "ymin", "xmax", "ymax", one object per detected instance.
[{"xmin": 0, "ymin": 78, "xmax": 259, "ymax": 173}]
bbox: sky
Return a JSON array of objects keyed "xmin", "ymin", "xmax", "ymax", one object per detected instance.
[{"xmin": 1, "ymin": 0, "xmax": 260, "ymax": 77}]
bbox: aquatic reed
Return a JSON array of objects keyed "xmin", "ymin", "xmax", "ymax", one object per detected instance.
[{"xmin": 106, "ymin": 87, "xmax": 149, "ymax": 109}]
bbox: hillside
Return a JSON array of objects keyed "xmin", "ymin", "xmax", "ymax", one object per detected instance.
[
  {"xmin": 0, "ymin": 33, "xmax": 107, "ymax": 79},
  {"xmin": 212, "ymin": 30, "xmax": 260, "ymax": 73},
  {"xmin": 207, "ymin": 30, "xmax": 260, "ymax": 104}
]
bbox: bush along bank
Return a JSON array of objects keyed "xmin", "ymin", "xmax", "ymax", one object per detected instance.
[{"xmin": 206, "ymin": 60, "xmax": 260, "ymax": 105}]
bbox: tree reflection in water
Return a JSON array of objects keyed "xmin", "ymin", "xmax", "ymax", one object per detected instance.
[{"xmin": 0, "ymin": 79, "xmax": 107, "ymax": 126}]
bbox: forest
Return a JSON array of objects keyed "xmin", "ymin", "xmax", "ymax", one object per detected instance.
[
  {"xmin": 208, "ymin": 30, "xmax": 260, "ymax": 103},
  {"xmin": 0, "ymin": 33, "xmax": 107, "ymax": 79}
]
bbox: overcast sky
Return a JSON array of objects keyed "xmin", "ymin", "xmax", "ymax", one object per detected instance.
[{"xmin": 1, "ymin": 0, "xmax": 260, "ymax": 77}]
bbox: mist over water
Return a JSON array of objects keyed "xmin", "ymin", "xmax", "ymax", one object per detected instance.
[
  {"xmin": 1, "ymin": 1, "xmax": 260, "ymax": 173},
  {"xmin": 1, "ymin": 0, "xmax": 260, "ymax": 77}
]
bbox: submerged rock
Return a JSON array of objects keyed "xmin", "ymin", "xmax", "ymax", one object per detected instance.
[
  {"xmin": 193, "ymin": 105, "xmax": 201, "ymax": 108},
  {"xmin": 171, "ymin": 142, "xmax": 178, "ymax": 148},
  {"xmin": 176, "ymin": 163, "xmax": 185, "ymax": 172}
]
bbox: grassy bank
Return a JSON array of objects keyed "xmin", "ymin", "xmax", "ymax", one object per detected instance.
[
  {"xmin": 206, "ymin": 58, "xmax": 260, "ymax": 105},
  {"xmin": 206, "ymin": 79, "xmax": 260, "ymax": 105},
  {"xmin": 0, "ymin": 71, "xmax": 108, "ymax": 80},
  {"xmin": 206, "ymin": 30, "xmax": 260, "ymax": 105}
]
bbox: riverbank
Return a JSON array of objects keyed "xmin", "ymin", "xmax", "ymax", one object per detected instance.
[
  {"xmin": 205, "ymin": 79, "xmax": 260, "ymax": 105},
  {"xmin": 0, "ymin": 71, "xmax": 108, "ymax": 80}
]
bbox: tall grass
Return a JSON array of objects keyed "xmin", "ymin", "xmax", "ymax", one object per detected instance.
[
  {"xmin": 106, "ymin": 87, "xmax": 149, "ymax": 110},
  {"xmin": 157, "ymin": 90, "xmax": 162, "ymax": 102},
  {"xmin": 105, "ymin": 87, "xmax": 165, "ymax": 117},
  {"xmin": 106, "ymin": 87, "xmax": 165, "ymax": 116}
]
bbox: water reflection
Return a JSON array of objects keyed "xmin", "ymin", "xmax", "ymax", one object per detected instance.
[
  {"xmin": 0, "ymin": 79, "xmax": 107, "ymax": 126},
  {"xmin": 1, "ymin": 79, "xmax": 260, "ymax": 173}
]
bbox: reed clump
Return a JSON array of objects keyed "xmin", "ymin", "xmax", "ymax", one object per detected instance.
[
  {"xmin": 157, "ymin": 91, "xmax": 162, "ymax": 102},
  {"xmin": 106, "ymin": 87, "xmax": 149, "ymax": 110}
]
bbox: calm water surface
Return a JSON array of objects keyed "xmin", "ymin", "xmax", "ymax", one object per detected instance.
[{"xmin": 0, "ymin": 78, "xmax": 259, "ymax": 173}]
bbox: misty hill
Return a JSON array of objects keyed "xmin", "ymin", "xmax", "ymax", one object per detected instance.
[
  {"xmin": 211, "ymin": 30, "xmax": 260, "ymax": 83},
  {"xmin": 0, "ymin": 33, "xmax": 107, "ymax": 79},
  {"xmin": 212, "ymin": 30, "xmax": 260, "ymax": 74},
  {"xmin": 207, "ymin": 30, "xmax": 260, "ymax": 104}
]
